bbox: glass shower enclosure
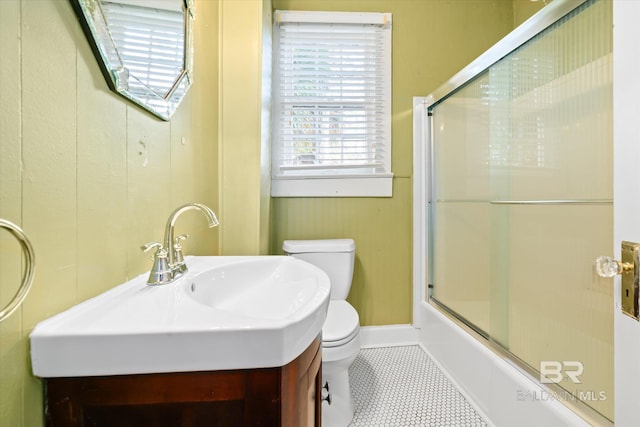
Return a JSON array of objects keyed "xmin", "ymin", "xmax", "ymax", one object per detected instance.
[{"xmin": 423, "ymin": 0, "xmax": 613, "ymax": 421}]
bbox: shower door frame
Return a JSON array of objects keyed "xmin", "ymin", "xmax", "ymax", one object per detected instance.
[
  {"xmin": 411, "ymin": 0, "xmax": 613, "ymax": 424},
  {"xmin": 413, "ymin": 0, "xmax": 589, "ymax": 323}
]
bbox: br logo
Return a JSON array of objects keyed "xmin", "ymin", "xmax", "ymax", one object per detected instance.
[{"xmin": 539, "ymin": 361, "xmax": 584, "ymax": 384}]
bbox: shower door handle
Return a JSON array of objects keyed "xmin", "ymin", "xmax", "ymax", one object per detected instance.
[{"xmin": 596, "ymin": 241, "xmax": 640, "ymax": 321}]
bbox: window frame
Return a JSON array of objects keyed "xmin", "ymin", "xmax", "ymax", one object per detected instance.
[{"xmin": 271, "ymin": 10, "xmax": 393, "ymax": 197}]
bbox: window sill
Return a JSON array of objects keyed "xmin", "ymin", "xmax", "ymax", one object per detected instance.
[{"xmin": 271, "ymin": 174, "xmax": 393, "ymax": 197}]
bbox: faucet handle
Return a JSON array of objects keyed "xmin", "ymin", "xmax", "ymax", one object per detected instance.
[
  {"xmin": 141, "ymin": 242, "xmax": 173, "ymax": 286},
  {"xmin": 173, "ymin": 234, "xmax": 189, "ymax": 275},
  {"xmin": 173, "ymin": 234, "xmax": 188, "ymax": 259},
  {"xmin": 141, "ymin": 242, "xmax": 166, "ymax": 259},
  {"xmin": 174, "ymin": 234, "xmax": 189, "ymax": 247}
]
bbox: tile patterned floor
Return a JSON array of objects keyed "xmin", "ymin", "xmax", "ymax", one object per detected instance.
[{"xmin": 348, "ymin": 345, "xmax": 489, "ymax": 427}]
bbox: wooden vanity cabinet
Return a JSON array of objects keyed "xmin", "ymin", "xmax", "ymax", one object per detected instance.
[{"xmin": 44, "ymin": 337, "xmax": 322, "ymax": 427}]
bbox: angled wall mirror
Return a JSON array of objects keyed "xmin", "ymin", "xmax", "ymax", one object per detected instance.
[{"xmin": 70, "ymin": 0, "xmax": 194, "ymax": 120}]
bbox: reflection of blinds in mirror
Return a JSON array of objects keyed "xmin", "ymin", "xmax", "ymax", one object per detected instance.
[{"xmin": 101, "ymin": 1, "xmax": 184, "ymax": 101}]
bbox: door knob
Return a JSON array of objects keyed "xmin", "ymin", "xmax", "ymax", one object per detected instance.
[
  {"xmin": 596, "ymin": 241, "xmax": 640, "ymax": 321},
  {"xmin": 595, "ymin": 256, "xmax": 633, "ymax": 277}
]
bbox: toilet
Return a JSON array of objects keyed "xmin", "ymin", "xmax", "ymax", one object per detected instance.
[{"xmin": 283, "ymin": 239, "xmax": 361, "ymax": 427}]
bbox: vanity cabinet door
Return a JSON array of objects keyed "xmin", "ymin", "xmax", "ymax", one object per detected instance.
[
  {"xmin": 280, "ymin": 336, "xmax": 322, "ymax": 427},
  {"xmin": 308, "ymin": 349, "xmax": 322, "ymax": 426},
  {"xmin": 43, "ymin": 336, "xmax": 322, "ymax": 427},
  {"xmin": 45, "ymin": 370, "xmax": 280, "ymax": 426}
]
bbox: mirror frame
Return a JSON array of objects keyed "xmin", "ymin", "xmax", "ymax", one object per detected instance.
[{"xmin": 70, "ymin": 0, "xmax": 194, "ymax": 120}]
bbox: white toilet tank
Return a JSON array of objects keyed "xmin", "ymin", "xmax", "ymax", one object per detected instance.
[{"xmin": 282, "ymin": 239, "xmax": 355, "ymax": 300}]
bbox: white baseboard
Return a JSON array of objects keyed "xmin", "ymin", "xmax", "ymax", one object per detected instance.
[{"xmin": 359, "ymin": 324, "xmax": 419, "ymax": 348}]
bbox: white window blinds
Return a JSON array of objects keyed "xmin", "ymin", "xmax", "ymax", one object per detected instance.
[{"xmin": 272, "ymin": 11, "xmax": 392, "ymax": 197}]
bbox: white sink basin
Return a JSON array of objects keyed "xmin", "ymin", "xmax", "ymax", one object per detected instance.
[
  {"xmin": 187, "ymin": 257, "xmax": 324, "ymax": 320},
  {"xmin": 30, "ymin": 256, "xmax": 330, "ymax": 377}
]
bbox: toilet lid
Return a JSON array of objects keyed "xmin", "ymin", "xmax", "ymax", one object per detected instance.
[
  {"xmin": 282, "ymin": 239, "xmax": 355, "ymax": 254},
  {"xmin": 322, "ymin": 300, "xmax": 360, "ymax": 348}
]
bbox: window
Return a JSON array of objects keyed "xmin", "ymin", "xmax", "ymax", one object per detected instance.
[{"xmin": 272, "ymin": 11, "xmax": 393, "ymax": 197}]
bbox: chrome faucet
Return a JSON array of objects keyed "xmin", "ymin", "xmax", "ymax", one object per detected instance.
[{"xmin": 142, "ymin": 203, "xmax": 219, "ymax": 286}]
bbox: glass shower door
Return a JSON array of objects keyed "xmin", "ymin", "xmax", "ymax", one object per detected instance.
[{"xmin": 429, "ymin": 0, "xmax": 613, "ymax": 420}]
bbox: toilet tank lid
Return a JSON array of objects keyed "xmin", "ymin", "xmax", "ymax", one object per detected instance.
[{"xmin": 283, "ymin": 239, "xmax": 355, "ymax": 253}]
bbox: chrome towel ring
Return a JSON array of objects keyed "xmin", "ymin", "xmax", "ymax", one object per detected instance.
[{"xmin": 0, "ymin": 219, "xmax": 35, "ymax": 323}]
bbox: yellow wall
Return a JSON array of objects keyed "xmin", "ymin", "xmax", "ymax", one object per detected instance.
[
  {"xmin": 271, "ymin": 0, "xmax": 519, "ymax": 326},
  {"xmin": 514, "ymin": 0, "xmax": 549, "ymax": 26},
  {"xmin": 0, "ymin": 0, "xmax": 547, "ymax": 424},
  {"xmin": 218, "ymin": 0, "xmax": 273, "ymax": 255},
  {"xmin": 0, "ymin": 0, "xmax": 219, "ymax": 424}
]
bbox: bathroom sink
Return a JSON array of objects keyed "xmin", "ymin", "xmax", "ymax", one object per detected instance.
[
  {"xmin": 187, "ymin": 257, "xmax": 324, "ymax": 320},
  {"xmin": 30, "ymin": 256, "xmax": 330, "ymax": 377}
]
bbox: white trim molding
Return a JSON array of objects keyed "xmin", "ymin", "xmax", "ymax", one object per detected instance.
[
  {"xmin": 271, "ymin": 175, "xmax": 393, "ymax": 197},
  {"xmin": 359, "ymin": 324, "xmax": 419, "ymax": 348},
  {"xmin": 412, "ymin": 97, "xmax": 430, "ymax": 326}
]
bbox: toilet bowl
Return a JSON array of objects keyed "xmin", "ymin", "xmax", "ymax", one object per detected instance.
[{"xmin": 282, "ymin": 239, "xmax": 360, "ymax": 427}]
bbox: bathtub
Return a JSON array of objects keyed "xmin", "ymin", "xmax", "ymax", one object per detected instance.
[{"xmin": 417, "ymin": 302, "xmax": 592, "ymax": 427}]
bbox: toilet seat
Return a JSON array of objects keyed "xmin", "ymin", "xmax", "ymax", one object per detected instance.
[{"xmin": 322, "ymin": 300, "xmax": 360, "ymax": 348}]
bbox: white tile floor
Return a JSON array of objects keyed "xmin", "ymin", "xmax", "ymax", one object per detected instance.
[{"xmin": 347, "ymin": 345, "xmax": 488, "ymax": 427}]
